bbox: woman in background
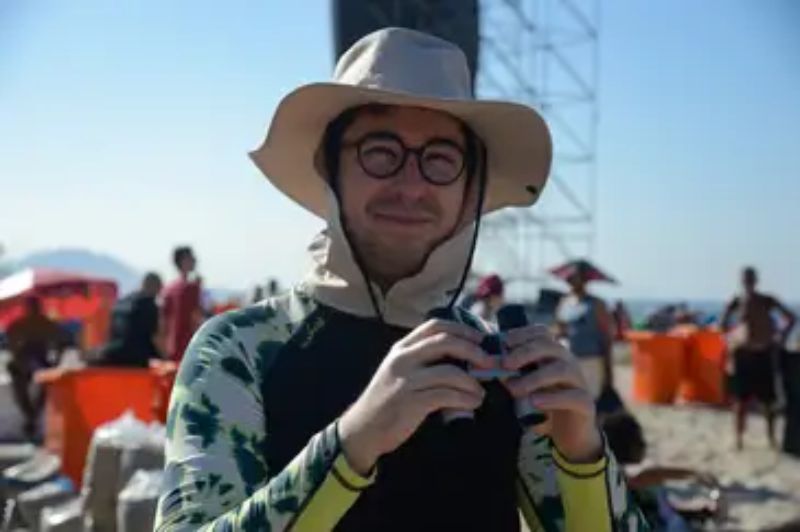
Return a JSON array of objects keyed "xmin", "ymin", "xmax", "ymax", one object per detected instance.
[
  {"xmin": 555, "ymin": 263, "xmax": 614, "ymax": 399},
  {"xmin": 470, "ymin": 273, "xmax": 505, "ymax": 322}
]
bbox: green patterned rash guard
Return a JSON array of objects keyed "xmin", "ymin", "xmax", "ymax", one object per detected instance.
[{"xmin": 155, "ymin": 286, "xmax": 649, "ymax": 531}]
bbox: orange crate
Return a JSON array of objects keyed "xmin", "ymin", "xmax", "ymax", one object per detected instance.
[
  {"xmin": 626, "ymin": 331, "xmax": 687, "ymax": 404},
  {"xmin": 679, "ymin": 330, "xmax": 727, "ymax": 405},
  {"xmin": 149, "ymin": 360, "xmax": 178, "ymax": 424},
  {"xmin": 36, "ymin": 368, "xmax": 158, "ymax": 487}
]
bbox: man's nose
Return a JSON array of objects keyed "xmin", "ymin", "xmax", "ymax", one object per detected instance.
[{"xmin": 394, "ymin": 153, "xmax": 429, "ymax": 197}]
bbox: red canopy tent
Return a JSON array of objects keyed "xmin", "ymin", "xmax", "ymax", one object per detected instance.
[{"xmin": 0, "ymin": 268, "xmax": 118, "ymax": 348}]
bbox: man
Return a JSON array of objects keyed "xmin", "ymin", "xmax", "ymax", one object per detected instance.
[
  {"xmin": 156, "ymin": 28, "xmax": 646, "ymax": 530},
  {"xmin": 612, "ymin": 300, "xmax": 633, "ymax": 341},
  {"xmin": 721, "ymin": 266, "xmax": 796, "ymax": 450},
  {"xmin": 161, "ymin": 246, "xmax": 203, "ymax": 362},
  {"xmin": 97, "ymin": 272, "xmax": 163, "ymax": 367},
  {"xmin": 6, "ymin": 296, "xmax": 62, "ymax": 438}
]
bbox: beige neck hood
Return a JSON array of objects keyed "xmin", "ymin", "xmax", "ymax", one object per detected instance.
[{"xmin": 302, "ymin": 192, "xmax": 478, "ymax": 328}]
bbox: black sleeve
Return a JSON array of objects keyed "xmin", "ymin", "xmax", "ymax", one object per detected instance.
[
  {"xmin": 136, "ymin": 299, "xmax": 159, "ymax": 336},
  {"xmin": 127, "ymin": 297, "xmax": 159, "ymax": 342}
]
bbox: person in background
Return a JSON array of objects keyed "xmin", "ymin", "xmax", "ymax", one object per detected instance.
[
  {"xmin": 602, "ymin": 411, "xmax": 721, "ymax": 530},
  {"xmin": 674, "ymin": 302, "xmax": 698, "ymax": 326},
  {"xmin": 721, "ymin": 266, "xmax": 797, "ymax": 450},
  {"xmin": 6, "ymin": 296, "xmax": 63, "ymax": 438},
  {"xmin": 471, "ymin": 273, "xmax": 504, "ymax": 322},
  {"xmin": 603, "ymin": 412, "xmax": 717, "ymax": 489},
  {"xmin": 161, "ymin": 246, "xmax": 203, "ymax": 362},
  {"xmin": 249, "ymin": 279, "xmax": 280, "ymax": 304},
  {"xmin": 556, "ymin": 265, "xmax": 614, "ymax": 399},
  {"xmin": 612, "ymin": 300, "xmax": 633, "ymax": 341},
  {"xmin": 646, "ymin": 304, "xmax": 677, "ymax": 332},
  {"xmin": 249, "ymin": 285, "xmax": 265, "ymax": 304},
  {"xmin": 97, "ymin": 272, "xmax": 163, "ymax": 367},
  {"xmin": 267, "ymin": 278, "xmax": 280, "ymax": 297}
]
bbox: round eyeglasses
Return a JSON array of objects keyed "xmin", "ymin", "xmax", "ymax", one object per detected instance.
[{"xmin": 344, "ymin": 131, "xmax": 467, "ymax": 186}]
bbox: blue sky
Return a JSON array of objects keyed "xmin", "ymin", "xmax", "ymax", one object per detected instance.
[{"xmin": 2, "ymin": 1, "xmax": 799, "ymax": 302}]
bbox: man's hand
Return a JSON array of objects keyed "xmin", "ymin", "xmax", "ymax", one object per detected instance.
[
  {"xmin": 338, "ymin": 319, "xmax": 493, "ymax": 475},
  {"xmin": 501, "ymin": 325, "xmax": 603, "ymax": 463}
]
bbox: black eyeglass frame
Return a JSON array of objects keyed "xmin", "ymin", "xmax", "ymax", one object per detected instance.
[{"xmin": 341, "ymin": 130, "xmax": 468, "ymax": 186}]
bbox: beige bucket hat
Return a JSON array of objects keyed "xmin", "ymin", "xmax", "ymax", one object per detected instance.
[{"xmin": 250, "ymin": 27, "xmax": 552, "ymax": 218}]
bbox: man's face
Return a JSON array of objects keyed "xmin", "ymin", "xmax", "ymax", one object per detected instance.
[
  {"xmin": 143, "ymin": 277, "xmax": 163, "ymax": 297},
  {"xmin": 742, "ymin": 269, "xmax": 757, "ymax": 291},
  {"xmin": 337, "ymin": 106, "xmax": 469, "ymax": 284},
  {"xmin": 567, "ymin": 273, "xmax": 586, "ymax": 292},
  {"xmin": 487, "ymin": 294, "xmax": 504, "ymax": 313},
  {"xmin": 180, "ymin": 254, "xmax": 197, "ymax": 274}
]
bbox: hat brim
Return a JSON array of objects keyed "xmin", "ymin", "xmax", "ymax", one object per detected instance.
[{"xmin": 249, "ymin": 83, "xmax": 552, "ymax": 218}]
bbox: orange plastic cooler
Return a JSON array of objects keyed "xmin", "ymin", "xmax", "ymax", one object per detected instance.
[
  {"xmin": 679, "ymin": 330, "xmax": 727, "ymax": 404},
  {"xmin": 626, "ymin": 331, "xmax": 687, "ymax": 403},
  {"xmin": 36, "ymin": 367, "xmax": 158, "ymax": 486},
  {"xmin": 150, "ymin": 360, "xmax": 179, "ymax": 423}
]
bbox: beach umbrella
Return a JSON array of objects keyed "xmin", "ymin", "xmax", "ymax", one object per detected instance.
[
  {"xmin": 0, "ymin": 268, "xmax": 118, "ymax": 328},
  {"xmin": 549, "ymin": 259, "xmax": 617, "ymax": 284}
]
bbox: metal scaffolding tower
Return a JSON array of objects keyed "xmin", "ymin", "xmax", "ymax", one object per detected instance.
[
  {"xmin": 476, "ymin": 0, "xmax": 601, "ymax": 300},
  {"xmin": 331, "ymin": 0, "xmax": 600, "ymax": 302}
]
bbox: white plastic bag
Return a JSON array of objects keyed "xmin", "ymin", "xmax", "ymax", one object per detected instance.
[
  {"xmin": 81, "ymin": 411, "xmax": 165, "ymax": 532},
  {"xmin": 39, "ymin": 496, "xmax": 83, "ymax": 532},
  {"xmin": 17, "ymin": 477, "xmax": 74, "ymax": 532},
  {"xmin": 118, "ymin": 424, "xmax": 165, "ymax": 493},
  {"xmin": 0, "ymin": 443, "xmax": 38, "ymax": 511},
  {"xmin": 116, "ymin": 470, "xmax": 162, "ymax": 532}
]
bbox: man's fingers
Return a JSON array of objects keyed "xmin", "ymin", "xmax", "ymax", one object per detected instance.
[
  {"xmin": 402, "ymin": 332, "xmax": 495, "ymax": 369},
  {"xmin": 414, "ymin": 365, "xmax": 485, "ymax": 397},
  {"xmin": 504, "ymin": 324, "xmax": 552, "ymax": 350},
  {"xmin": 501, "ymin": 338, "xmax": 570, "ymax": 372},
  {"xmin": 399, "ymin": 319, "xmax": 483, "ymax": 348},
  {"xmin": 505, "ymin": 359, "xmax": 585, "ymax": 398},
  {"xmin": 527, "ymin": 388, "xmax": 595, "ymax": 418}
]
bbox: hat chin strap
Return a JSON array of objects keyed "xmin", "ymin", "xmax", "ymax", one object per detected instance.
[{"xmin": 333, "ymin": 142, "xmax": 488, "ymax": 326}]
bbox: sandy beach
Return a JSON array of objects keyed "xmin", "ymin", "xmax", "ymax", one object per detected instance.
[{"xmin": 616, "ymin": 364, "xmax": 800, "ymax": 531}]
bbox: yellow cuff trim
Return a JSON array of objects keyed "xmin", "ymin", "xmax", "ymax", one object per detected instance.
[
  {"xmin": 291, "ymin": 461, "xmax": 363, "ymax": 532},
  {"xmin": 332, "ymin": 453, "xmax": 377, "ymax": 491},
  {"xmin": 555, "ymin": 467, "xmax": 613, "ymax": 532},
  {"xmin": 552, "ymin": 447, "xmax": 607, "ymax": 478}
]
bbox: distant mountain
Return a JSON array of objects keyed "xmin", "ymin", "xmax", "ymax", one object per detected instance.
[
  {"xmin": 9, "ymin": 248, "xmax": 245, "ymax": 302},
  {"xmin": 13, "ymin": 248, "xmax": 142, "ymax": 294}
]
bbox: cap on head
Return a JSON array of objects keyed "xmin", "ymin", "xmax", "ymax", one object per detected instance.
[{"xmin": 475, "ymin": 274, "xmax": 504, "ymax": 299}]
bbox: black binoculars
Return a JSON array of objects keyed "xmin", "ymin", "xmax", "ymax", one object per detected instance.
[{"xmin": 427, "ymin": 304, "xmax": 547, "ymax": 428}]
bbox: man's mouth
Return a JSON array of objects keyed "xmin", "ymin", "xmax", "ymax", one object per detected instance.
[{"xmin": 370, "ymin": 210, "xmax": 436, "ymax": 225}]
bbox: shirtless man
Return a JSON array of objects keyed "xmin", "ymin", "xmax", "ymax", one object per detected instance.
[{"xmin": 721, "ymin": 267, "xmax": 797, "ymax": 449}]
